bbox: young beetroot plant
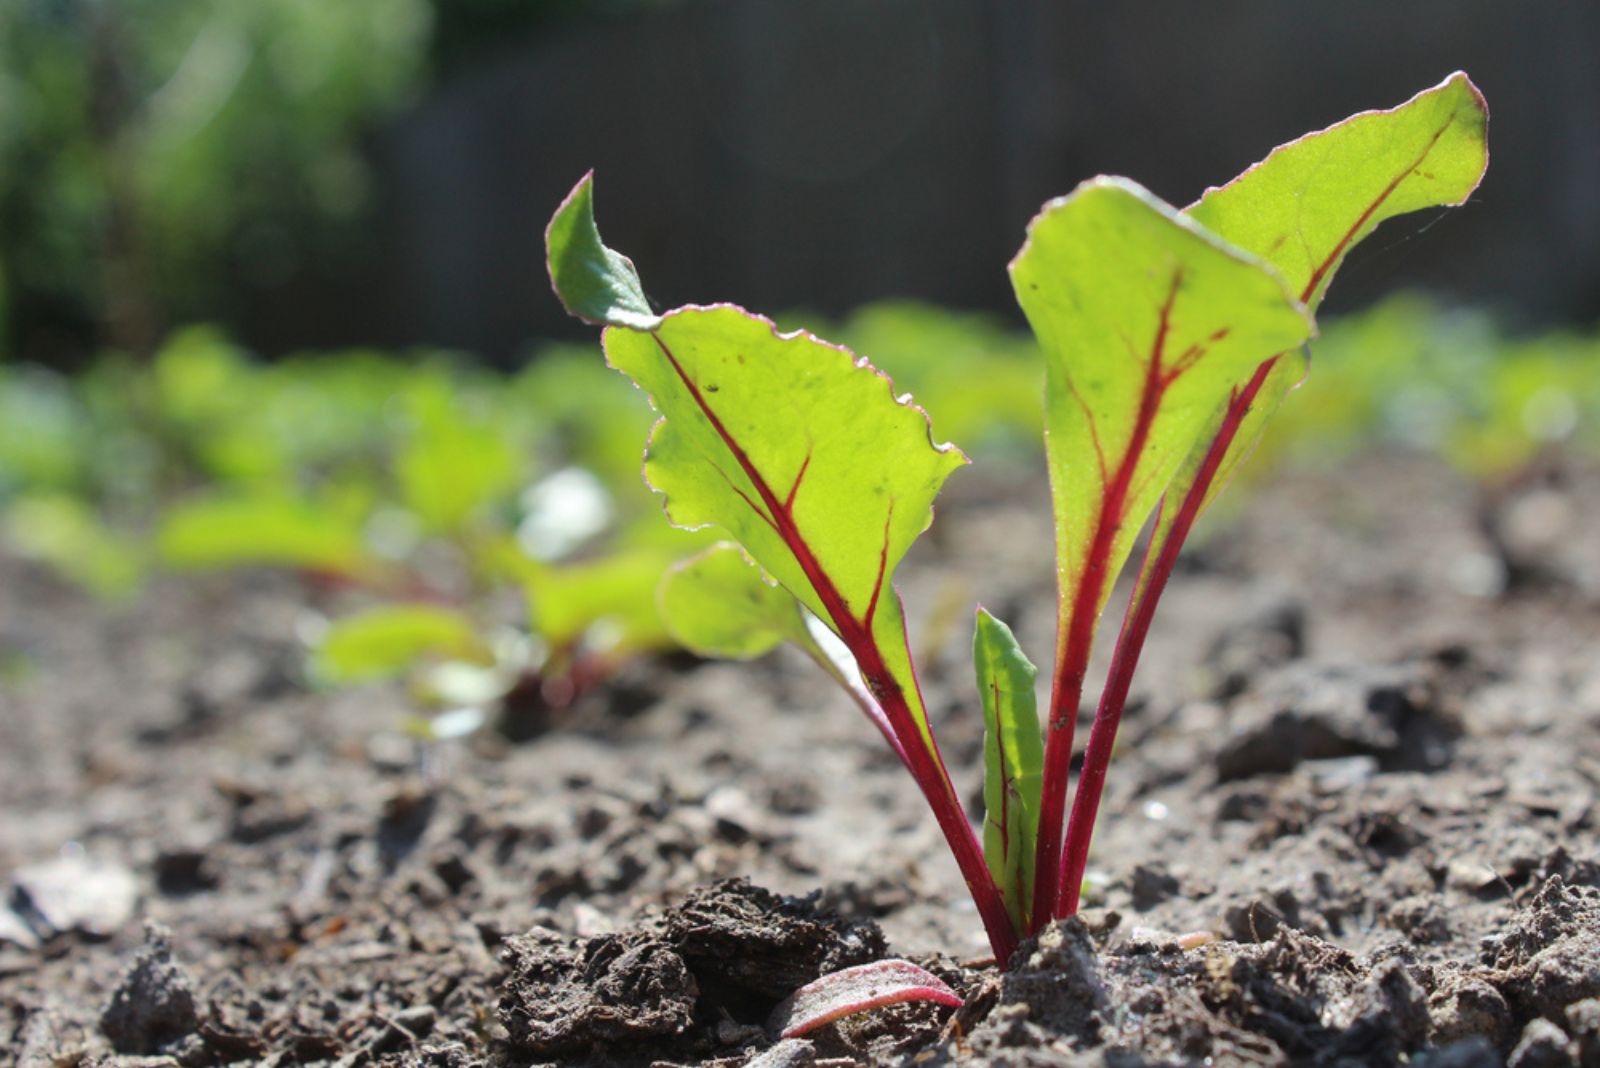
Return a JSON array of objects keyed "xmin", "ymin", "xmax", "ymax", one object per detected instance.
[{"xmin": 546, "ymin": 74, "xmax": 1488, "ymax": 968}]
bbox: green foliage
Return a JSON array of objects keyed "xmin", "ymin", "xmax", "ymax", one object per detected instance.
[
  {"xmin": 4, "ymin": 493, "xmax": 143, "ymax": 599},
  {"xmin": 156, "ymin": 493, "xmax": 376, "ymax": 575},
  {"xmin": 550, "ymin": 178, "xmax": 1022, "ymax": 956},
  {"xmin": 974, "ymin": 608, "xmax": 1042, "ymax": 933},
  {"xmin": 1010, "ymin": 177, "xmax": 1314, "ymax": 631},
  {"xmin": 1163, "ymin": 72, "xmax": 1492, "ymax": 542},
  {"xmin": 0, "ymin": 0, "xmax": 431, "ymax": 352},
  {"xmin": 605, "ymin": 305, "xmax": 966, "ymax": 752},
  {"xmin": 393, "ymin": 375, "xmax": 526, "ymax": 536},
  {"xmin": 1254, "ymin": 296, "xmax": 1600, "ymax": 485},
  {"xmin": 0, "ymin": 365, "xmax": 90, "ymax": 495},
  {"xmin": 546, "ymin": 74, "xmax": 1492, "ymax": 961},
  {"xmin": 658, "ymin": 542, "xmax": 812, "ymax": 660},
  {"xmin": 311, "ymin": 604, "xmax": 489, "ymax": 685},
  {"xmin": 1039, "ymin": 73, "xmax": 1490, "ymax": 922},
  {"xmin": 518, "ymin": 545, "xmax": 681, "ymax": 657},
  {"xmin": 1189, "ymin": 75, "xmax": 1488, "ymax": 312}
]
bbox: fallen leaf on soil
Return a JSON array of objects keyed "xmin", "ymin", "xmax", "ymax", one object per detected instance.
[{"xmin": 766, "ymin": 959, "xmax": 963, "ymax": 1039}]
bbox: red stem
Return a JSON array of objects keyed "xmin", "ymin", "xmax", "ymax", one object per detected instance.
[
  {"xmin": 1042, "ymin": 110, "xmax": 1460, "ymax": 921},
  {"xmin": 1031, "ymin": 274, "xmax": 1180, "ymax": 932},
  {"xmin": 868, "ymin": 635, "xmax": 1019, "ymax": 964},
  {"xmin": 1053, "ymin": 357, "xmax": 1277, "ymax": 916}
]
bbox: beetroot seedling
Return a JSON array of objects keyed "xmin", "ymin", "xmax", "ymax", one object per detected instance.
[{"xmin": 547, "ymin": 74, "xmax": 1488, "ymax": 966}]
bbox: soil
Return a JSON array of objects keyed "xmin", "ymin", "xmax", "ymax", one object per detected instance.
[{"xmin": 4, "ymin": 449, "xmax": 1600, "ymax": 1068}]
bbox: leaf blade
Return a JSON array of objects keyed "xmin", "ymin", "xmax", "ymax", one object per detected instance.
[
  {"xmin": 545, "ymin": 172, "xmax": 662, "ymax": 330},
  {"xmin": 657, "ymin": 541, "xmax": 811, "ymax": 660},
  {"xmin": 1154, "ymin": 72, "xmax": 1492, "ymax": 564},
  {"xmin": 605, "ymin": 305, "xmax": 967, "ymax": 753},
  {"xmin": 1189, "ymin": 71, "xmax": 1489, "ymax": 313},
  {"xmin": 1055, "ymin": 75, "xmax": 1491, "ymax": 919},
  {"xmin": 767, "ymin": 959, "xmax": 963, "ymax": 1039},
  {"xmin": 1011, "ymin": 178, "xmax": 1314, "ymax": 644},
  {"xmin": 1012, "ymin": 177, "xmax": 1314, "ymax": 926},
  {"xmin": 312, "ymin": 604, "xmax": 487, "ymax": 685},
  {"xmin": 975, "ymin": 608, "xmax": 1043, "ymax": 932},
  {"xmin": 551, "ymin": 175, "xmax": 1016, "ymax": 962}
]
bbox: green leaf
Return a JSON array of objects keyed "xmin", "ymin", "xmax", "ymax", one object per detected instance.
[
  {"xmin": 659, "ymin": 542, "xmax": 911, "ymax": 759},
  {"xmin": 312, "ymin": 604, "xmax": 488, "ymax": 685},
  {"xmin": 658, "ymin": 542, "xmax": 811, "ymax": 660},
  {"xmin": 1010, "ymin": 178, "xmax": 1314, "ymax": 636},
  {"xmin": 394, "ymin": 376, "xmax": 524, "ymax": 535},
  {"xmin": 549, "ymin": 176, "xmax": 1017, "ymax": 961},
  {"xmin": 1140, "ymin": 73, "xmax": 1492, "ymax": 583},
  {"xmin": 156, "ymin": 494, "xmax": 374, "ymax": 575},
  {"xmin": 546, "ymin": 172, "xmax": 661, "ymax": 331},
  {"xmin": 974, "ymin": 608, "xmax": 1043, "ymax": 932},
  {"xmin": 3, "ymin": 494, "xmax": 144, "ymax": 600},
  {"xmin": 520, "ymin": 545, "xmax": 679, "ymax": 655},
  {"xmin": 605, "ymin": 305, "xmax": 967, "ymax": 753},
  {"xmin": 1188, "ymin": 72, "xmax": 1488, "ymax": 314}
]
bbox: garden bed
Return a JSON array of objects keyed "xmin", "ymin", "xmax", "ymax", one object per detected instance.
[{"xmin": 4, "ymin": 450, "xmax": 1600, "ymax": 1067}]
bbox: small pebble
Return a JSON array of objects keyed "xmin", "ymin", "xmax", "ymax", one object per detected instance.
[
  {"xmin": 12, "ymin": 854, "xmax": 138, "ymax": 938},
  {"xmin": 746, "ymin": 1038, "xmax": 817, "ymax": 1068}
]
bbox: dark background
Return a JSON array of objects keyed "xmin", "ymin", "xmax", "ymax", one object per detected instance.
[{"xmin": 7, "ymin": 2, "xmax": 1599, "ymax": 366}]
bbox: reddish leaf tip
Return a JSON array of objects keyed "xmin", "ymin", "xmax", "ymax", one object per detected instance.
[{"xmin": 766, "ymin": 959, "xmax": 963, "ymax": 1039}]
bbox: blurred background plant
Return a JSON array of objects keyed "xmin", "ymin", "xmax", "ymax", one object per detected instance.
[
  {"xmin": 0, "ymin": 0, "xmax": 433, "ymax": 361},
  {"xmin": 2, "ymin": 1, "xmax": 1598, "ymax": 737}
]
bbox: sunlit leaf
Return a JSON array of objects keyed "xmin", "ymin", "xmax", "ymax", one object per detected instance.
[
  {"xmin": 1159, "ymin": 72, "xmax": 1492, "ymax": 546},
  {"xmin": 658, "ymin": 542, "xmax": 811, "ymax": 660},
  {"xmin": 1011, "ymin": 178, "xmax": 1313, "ymax": 642},
  {"xmin": 548, "ymin": 172, "xmax": 1012, "ymax": 961},
  {"xmin": 1049, "ymin": 76, "xmax": 1492, "ymax": 923},
  {"xmin": 1011, "ymin": 178, "xmax": 1313, "ymax": 924},
  {"xmin": 608, "ymin": 308, "xmax": 966, "ymax": 753}
]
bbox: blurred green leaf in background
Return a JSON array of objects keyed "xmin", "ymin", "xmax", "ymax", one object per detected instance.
[{"xmin": 0, "ymin": 0, "xmax": 431, "ymax": 359}]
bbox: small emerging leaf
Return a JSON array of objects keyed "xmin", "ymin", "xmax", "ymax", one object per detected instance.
[
  {"xmin": 974, "ymin": 608, "xmax": 1043, "ymax": 932},
  {"xmin": 658, "ymin": 542, "xmax": 810, "ymax": 660},
  {"xmin": 312, "ymin": 604, "xmax": 489, "ymax": 685},
  {"xmin": 545, "ymin": 172, "xmax": 662, "ymax": 330},
  {"xmin": 766, "ymin": 959, "xmax": 963, "ymax": 1039}
]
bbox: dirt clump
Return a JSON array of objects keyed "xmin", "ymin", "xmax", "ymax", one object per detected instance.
[
  {"xmin": 98, "ymin": 922, "xmax": 200, "ymax": 1054},
  {"xmin": 498, "ymin": 878, "xmax": 895, "ymax": 1059}
]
